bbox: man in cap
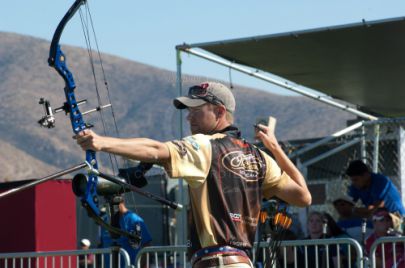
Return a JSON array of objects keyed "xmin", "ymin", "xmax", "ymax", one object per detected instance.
[
  {"xmin": 345, "ymin": 160, "xmax": 405, "ymax": 218},
  {"xmin": 79, "ymin": 238, "xmax": 94, "ymax": 268},
  {"xmin": 332, "ymin": 195, "xmax": 372, "ymax": 244},
  {"xmin": 80, "ymin": 238, "xmax": 91, "ymax": 248},
  {"xmin": 75, "ymin": 81, "xmax": 311, "ymax": 267}
]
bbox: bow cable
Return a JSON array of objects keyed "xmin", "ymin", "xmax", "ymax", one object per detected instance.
[
  {"xmin": 78, "ymin": 4, "xmax": 119, "ymax": 174},
  {"xmin": 77, "ymin": 2, "xmax": 142, "ymax": 211}
]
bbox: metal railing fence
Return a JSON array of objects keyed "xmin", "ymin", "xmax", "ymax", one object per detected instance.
[
  {"xmin": 135, "ymin": 238, "xmax": 363, "ymax": 268},
  {"xmin": 135, "ymin": 246, "xmax": 188, "ymax": 268},
  {"xmin": 0, "ymin": 247, "xmax": 130, "ymax": 268},
  {"xmin": 255, "ymin": 238, "xmax": 363, "ymax": 268},
  {"xmin": 369, "ymin": 236, "xmax": 405, "ymax": 268},
  {"xmin": 3, "ymin": 236, "xmax": 405, "ymax": 268}
]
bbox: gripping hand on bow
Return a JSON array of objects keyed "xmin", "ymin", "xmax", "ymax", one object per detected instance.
[{"xmin": 75, "ymin": 129, "xmax": 105, "ymax": 151}]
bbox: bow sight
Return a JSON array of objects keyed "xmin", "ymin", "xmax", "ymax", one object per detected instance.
[{"xmin": 37, "ymin": 97, "xmax": 111, "ymax": 128}]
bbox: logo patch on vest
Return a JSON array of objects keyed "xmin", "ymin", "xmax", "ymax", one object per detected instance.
[
  {"xmin": 222, "ymin": 151, "xmax": 262, "ymax": 181},
  {"xmin": 229, "ymin": 212, "xmax": 242, "ymax": 222}
]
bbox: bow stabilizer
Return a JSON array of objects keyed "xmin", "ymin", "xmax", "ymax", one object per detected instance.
[{"xmin": 254, "ymin": 198, "xmax": 292, "ymax": 268}]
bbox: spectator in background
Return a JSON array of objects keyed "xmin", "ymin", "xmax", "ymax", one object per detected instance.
[
  {"xmin": 323, "ymin": 212, "xmax": 355, "ymax": 268},
  {"xmin": 365, "ymin": 208, "xmax": 404, "ymax": 268},
  {"xmin": 333, "ymin": 195, "xmax": 373, "ymax": 244},
  {"xmin": 304, "ymin": 211, "xmax": 342, "ymax": 268},
  {"xmin": 100, "ymin": 196, "xmax": 152, "ymax": 267},
  {"xmin": 322, "ymin": 212, "xmax": 349, "ymax": 239},
  {"xmin": 115, "ymin": 197, "xmax": 152, "ymax": 265},
  {"xmin": 345, "ymin": 160, "xmax": 405, "ymax": 218},
  {"xmin": 79, "ymin": 238, "xmax": 94, "ymax": 268}
]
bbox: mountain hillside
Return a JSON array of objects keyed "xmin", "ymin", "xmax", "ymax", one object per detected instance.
[{"xmin": 0, "ymin": 32, "xmax": 354, "ymax": 181}]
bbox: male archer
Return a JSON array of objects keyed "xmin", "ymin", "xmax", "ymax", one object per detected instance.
[{"xmin": 76, "ymin": 81, "xmax": 311, "ymax": 267}]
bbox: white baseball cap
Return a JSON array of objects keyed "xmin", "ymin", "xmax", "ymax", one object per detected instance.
[{"xmin": 80, "ymin": 239, "xmax": 91, "ymax": 247}]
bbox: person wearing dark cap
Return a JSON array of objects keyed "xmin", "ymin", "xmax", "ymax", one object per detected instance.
[
  {"xmin": 345, "ymin": 160, "xmax": 405, "ymax": 218},
  {"xmin": 75, "ymin": 81, "xmax": 311, "ymax": 267}
]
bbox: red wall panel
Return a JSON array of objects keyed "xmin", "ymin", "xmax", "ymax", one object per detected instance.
[{"xmin": 0, "ymin": 179, "xmax": 77, "ymax": 253}]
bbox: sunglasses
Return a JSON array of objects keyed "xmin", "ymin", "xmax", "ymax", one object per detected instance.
[
  {"xmin": 372, "ymin": 215, "xmax": 391, "ymax": 222},
  {"xmin": 188, "ymin": 86, "xmax": 225, "ymax": 106}
]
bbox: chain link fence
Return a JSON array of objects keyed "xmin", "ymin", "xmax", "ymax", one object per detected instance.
[
  {"xmin": 253, "ymin": 118, "xmax": 405, "ymax": 236},
  {"xmin": 280, "ymin": 118, "xmax": 405, "ymax": 218}
]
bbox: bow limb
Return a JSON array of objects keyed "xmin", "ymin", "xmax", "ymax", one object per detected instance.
[
  {"xmin": 49, "ymin": 0, "xmax": 86, "ymax": 70},
  {"xmin": 48, "ymin": 0, "xmax": 139, "ymax": 242}
]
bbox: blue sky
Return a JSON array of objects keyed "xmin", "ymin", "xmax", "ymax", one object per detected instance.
[{"xmin": 2, "ymin": 0, "xmax": 405, "ymax": 95}]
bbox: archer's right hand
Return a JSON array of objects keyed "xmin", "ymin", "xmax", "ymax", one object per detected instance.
[{"xmin": 254, "ymin": 124, "xmax": 280, "ymax": 152}]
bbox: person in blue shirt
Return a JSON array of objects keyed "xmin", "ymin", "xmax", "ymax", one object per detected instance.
[
  {"xmin": 116, "ymin": 198, "xmax": 152, "ymax": 265},
  {"xmin": 100, "ymin": 196, "xmax": 152, "ymax": 267},
  {"xmin": 346, "ymin": 160, "xmax": 405, "ymax": 218}
]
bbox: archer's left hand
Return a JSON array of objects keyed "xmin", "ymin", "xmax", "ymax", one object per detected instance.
[{"xmin": 74, "ymin": 129, "xmax": 104, "ymax": 151}]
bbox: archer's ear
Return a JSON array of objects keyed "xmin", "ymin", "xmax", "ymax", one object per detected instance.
[{"xmin": 215, "ymin": 105, "xmax": 226, "ymax": 119}]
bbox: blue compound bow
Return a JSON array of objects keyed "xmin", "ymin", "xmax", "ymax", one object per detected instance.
[
  {"xmin": 46, "ymin": 0, "xmax": 141, "ymax": 241},
  {"xmin": 44, "ymin": 0, "xmax": 181, "ymax": 241}
]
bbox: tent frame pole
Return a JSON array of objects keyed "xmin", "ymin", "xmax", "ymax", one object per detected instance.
[
  {"xmin": 175, "ymin": 48, "xmax": 187, "ymax": 246},
  {"xmin": 176, "ymin": 46, "xmax": 378, "ymax": 121}
]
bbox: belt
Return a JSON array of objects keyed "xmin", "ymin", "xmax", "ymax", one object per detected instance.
[
  {"xmin": 191, "ymin": 245, "xmax": 248, "ymax": 264},
  {"xmin": 193, "ymin": 255, "xmax": 251, "ymax": 268}
]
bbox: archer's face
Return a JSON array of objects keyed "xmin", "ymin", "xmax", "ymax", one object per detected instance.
[{"xmin": 186, "ymin": 104, "xmax": 218, "ymax": 135}]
